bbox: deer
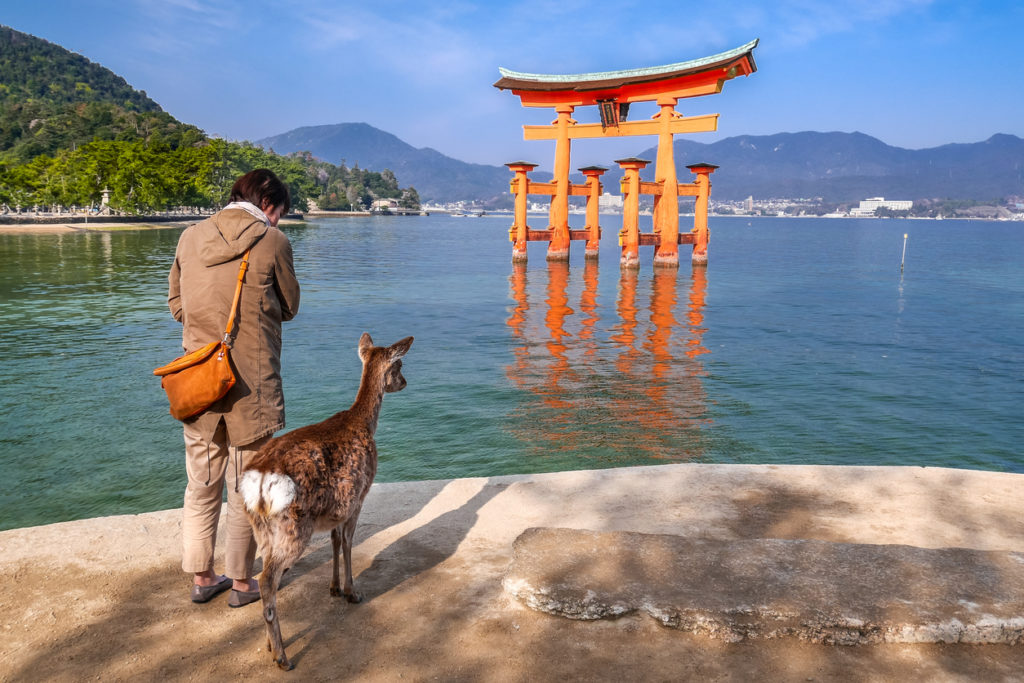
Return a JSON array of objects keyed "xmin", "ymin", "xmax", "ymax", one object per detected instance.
[{"xmin": 239, "ymin": 332, "xmax": 413, "ymax": 670}]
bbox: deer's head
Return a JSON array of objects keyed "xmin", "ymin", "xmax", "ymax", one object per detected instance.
[{"xmin": 358, "ymin": 333, "xmax": 414, "ymax": 394}]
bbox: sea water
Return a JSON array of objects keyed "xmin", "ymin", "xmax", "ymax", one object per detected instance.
[{"xmin": 1, "ymin": 215, "xmax": 1021, "ymax": 530}]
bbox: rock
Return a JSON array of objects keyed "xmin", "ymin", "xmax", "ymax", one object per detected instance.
[{"xmin": 503, "ymin": 527, "xmax": 1024, "ymax": 644}]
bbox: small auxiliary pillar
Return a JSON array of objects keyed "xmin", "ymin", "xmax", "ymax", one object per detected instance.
[
  {"xmin": 578, "ymin": 165, "xmax": 606, "ymax": 259},
  {"xmin": 616, "ymin": 157, "xmax": 649, "ymax": 269},
  {"xmin": 687, "ymin": 163, "xmax": 718, "ymax": 266},
  {"xmin": 507, "ymin": 161, "xmax": 537, "ymax": 263}
]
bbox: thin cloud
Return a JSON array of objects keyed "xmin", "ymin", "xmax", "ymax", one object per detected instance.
[
  {"xmin": 756, "ymin": 0, "xmax": 935, "ymax": 48},
  {"xmin": 134, "ymin": 0, "xmax": 243, "ymax": 31},
  {"xmin": 129, "ymin": 0, "xmax": 255, "ymax": 56},
  {"xmin": 297, "ymin": 4, "xmax": 495, "ymax": 87}
]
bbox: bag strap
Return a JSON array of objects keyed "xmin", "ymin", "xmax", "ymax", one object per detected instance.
[{"xmin": 222, "ymin": 249, "xmax": 251, "ymax": 347}]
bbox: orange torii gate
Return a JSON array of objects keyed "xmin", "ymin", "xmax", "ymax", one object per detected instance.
[{"xmin": 494, "ymin": 39, "xmax": 757, "ymax": 267}]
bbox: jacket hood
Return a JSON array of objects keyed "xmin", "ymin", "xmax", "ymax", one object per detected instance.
[{"xmin": 195, "ymin": 208, "xmax": 268, "ymax": 265}]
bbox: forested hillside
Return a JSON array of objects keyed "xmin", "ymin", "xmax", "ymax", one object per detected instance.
[
  {"xmin": 0, "ymin": 25, "xmax": 201, "ymax": 162},
  {"xmin": 0, "ymin": 26, "xmax": 418, "ymax": 213}
]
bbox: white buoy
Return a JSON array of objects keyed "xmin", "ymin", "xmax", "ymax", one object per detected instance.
[{"xmin": 900, "ymin": 233, "xmax": 908, "ymax": 272}]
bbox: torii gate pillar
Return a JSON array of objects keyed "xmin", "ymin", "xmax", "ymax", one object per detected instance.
[
  {"xmin": 495, "ymin": 38, "xmax": 758, "ymax": 268},
  {"xmin": 653, "ymin": 97, "xmax": 682, "ymax": 268},
  {"xmin": 547, "ymin": 105, "xmax": 574, "ymax": 261}
]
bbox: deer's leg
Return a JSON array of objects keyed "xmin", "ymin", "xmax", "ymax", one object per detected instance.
[
  {"xmin": 260, "ymin": 554, "xmax": 293, "ymax": 671},
  {"xmin": 249, "ymin": 520, "xmax": 277, "ymax": 656},
  {"xmin": 329, "ymin": 526, "xmax": 343, "ymax": 597},
  {"xmin": 341, "ymin": 513, "xmax": 362, "ymax": 603},
  {"xmin": 259, "ymin": 520, "xmax": 310, "ymax": 671}
]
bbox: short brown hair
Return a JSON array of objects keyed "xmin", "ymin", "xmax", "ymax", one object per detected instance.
[{"xmin": 230, "ymin": 168, "xmax": 291, "ymax": 214}]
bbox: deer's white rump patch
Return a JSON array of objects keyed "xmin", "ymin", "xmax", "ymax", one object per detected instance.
[{"xmin": 240, "ymin": 471, "xmax": 297, "ymax": 516}]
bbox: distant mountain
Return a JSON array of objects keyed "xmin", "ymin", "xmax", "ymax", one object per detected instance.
[
  {"xmin": 258, "ymin": 124, "xmax": 1023, "ymax": 204},
  {"xmin": 635, "ymin": 132, "xmax": 1024, "ymax": 202},
  {"xmin": 256, "ymin": 123, "xmax": 510, "ymax": 204}
]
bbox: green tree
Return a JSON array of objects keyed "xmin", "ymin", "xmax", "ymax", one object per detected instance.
[{"xmin": 400, "ymin": 186, "xmax": 420, "ymax": 209}]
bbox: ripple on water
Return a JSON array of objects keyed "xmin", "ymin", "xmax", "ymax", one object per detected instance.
[{"xmin": 1, "ymin": 216, "xmax": 1023, "ymax": 529}]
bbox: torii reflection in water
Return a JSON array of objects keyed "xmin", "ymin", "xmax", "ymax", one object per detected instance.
[{"xmin": 505, "ymin": 261, "xmax": 710, "ymax": 465}]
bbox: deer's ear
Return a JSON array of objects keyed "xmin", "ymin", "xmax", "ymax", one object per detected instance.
[
  {"xmin": 389, "ymin": 336, "xmax": 414, "ymax": 360},
  {"xmin": 358, "ymin": 332, "xmax": 374, "ymax": 361}
]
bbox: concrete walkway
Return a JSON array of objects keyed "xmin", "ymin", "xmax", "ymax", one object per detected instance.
[{"xmin": 2, "ymin": 464, "xmax": 1023, "ymax": 681}]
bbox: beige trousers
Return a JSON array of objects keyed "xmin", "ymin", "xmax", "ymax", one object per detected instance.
[{"xmin": 181, "ymin": 419, "xmax": 270, "ymax": 579}]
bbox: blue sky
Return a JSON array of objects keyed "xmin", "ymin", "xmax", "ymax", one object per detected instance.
[{"xmin": 4, "ymin": 0, "xmax": 1022, "ymax": 168}]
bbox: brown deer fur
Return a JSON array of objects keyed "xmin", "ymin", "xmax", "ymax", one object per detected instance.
[{"xmin": 240, "ymin": 333, "xmax": 413, "ymax": 670}]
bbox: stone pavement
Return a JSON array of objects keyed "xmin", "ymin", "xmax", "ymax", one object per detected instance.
[{"xmin": 3, "ymin": 463, "xmax": 1023, "ymax": 681}]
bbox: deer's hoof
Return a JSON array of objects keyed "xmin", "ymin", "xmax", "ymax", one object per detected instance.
[
  {"xmin": 345, "ymin": 591, "xmax": 363, "ymax": 604},
  {"xmin": 329, "ymin": 584, "xmax": 342, "ymax": 597},
  {"xmin": 276, "ymin": 656, "xmax": 294, "ymax": 671}
]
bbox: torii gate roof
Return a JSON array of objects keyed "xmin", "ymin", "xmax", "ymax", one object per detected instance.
[{"xmin": 494, "ymin": 39, "xmax": 758, "ymax": 104}]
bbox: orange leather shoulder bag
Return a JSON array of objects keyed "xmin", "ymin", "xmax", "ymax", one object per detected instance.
[{"xmin": 154, "ymin": 249, "xmax": 250, "ymax": 420}]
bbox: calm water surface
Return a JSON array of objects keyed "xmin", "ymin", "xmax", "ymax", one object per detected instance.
[{"xmin": 1, "ymin": 215, "xmax": 1022, "ymax": 530}]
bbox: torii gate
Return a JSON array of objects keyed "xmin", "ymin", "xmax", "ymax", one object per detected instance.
[{"xmin": 495, "ymin": 39, "xmax": 758, "ymax": 267}]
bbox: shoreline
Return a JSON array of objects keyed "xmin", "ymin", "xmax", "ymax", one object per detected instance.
[
  {"xmin": 0, "ymin": 216, "xmax": 308, "ymax": 234},
  {"xmin": 3, "ymin": 463, "xmax": 1022, "ymax": 679}
]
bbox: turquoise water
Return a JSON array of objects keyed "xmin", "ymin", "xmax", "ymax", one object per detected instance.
[{"xmin": 1, "ymin": 215, "xmax": 1022, "ymax": 530}]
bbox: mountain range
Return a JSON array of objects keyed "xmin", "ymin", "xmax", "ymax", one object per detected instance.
[
  {"xmin": 643, "ymin": 132, "xmax": 1024, "ymax": 202},
  {"xmin": 258, "ymin": 124, "xmax": 1024, "ymax": 205}
]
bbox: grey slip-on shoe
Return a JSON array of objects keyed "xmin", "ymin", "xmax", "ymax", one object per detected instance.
[{"xmin": 190, "ymin": 576, "xmax": 232, "ymax": 604}]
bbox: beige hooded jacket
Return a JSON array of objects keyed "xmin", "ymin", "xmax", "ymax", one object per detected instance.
[{"xmin": 168, "ymin": 208, "xmax": 300, "ymax": 445}]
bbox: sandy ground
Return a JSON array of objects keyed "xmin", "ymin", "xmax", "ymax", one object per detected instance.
[
  {"xmin": 2, "ymin": 463, "xmax": 1022, "ymax": 682},
  {"xmin": 0, "ymin": 221, "xmax": 192, "ymax": 233}
]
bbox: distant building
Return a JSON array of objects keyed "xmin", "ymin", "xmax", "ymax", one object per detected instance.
[
  {"xmin": 744, "ymin": 195, "xmax": 754, "ymax": 212},
  {"xmin": 599, "ymin": 192, "xmax": 623, "ymax": 211},
  {"xmin": 371, "ymin": 198, "xmax": 399, "ymax": 211},
  {"xmin": 849, "ymin": 197, "xmax": 912, "ymax": 217}
]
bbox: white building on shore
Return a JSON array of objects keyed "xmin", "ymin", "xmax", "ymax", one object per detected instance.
[
  {"xmin": 598, "ymin": 192, "xmax": 623, "ymax": 211},
  {"xmin": 849, "ymin": 197, "xmax": 913, "ymax": 217}
]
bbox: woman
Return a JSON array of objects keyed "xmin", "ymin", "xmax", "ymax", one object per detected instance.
[{"xmin": 167, "ymin": 168, "xmax": 300, "ymax": 607}]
